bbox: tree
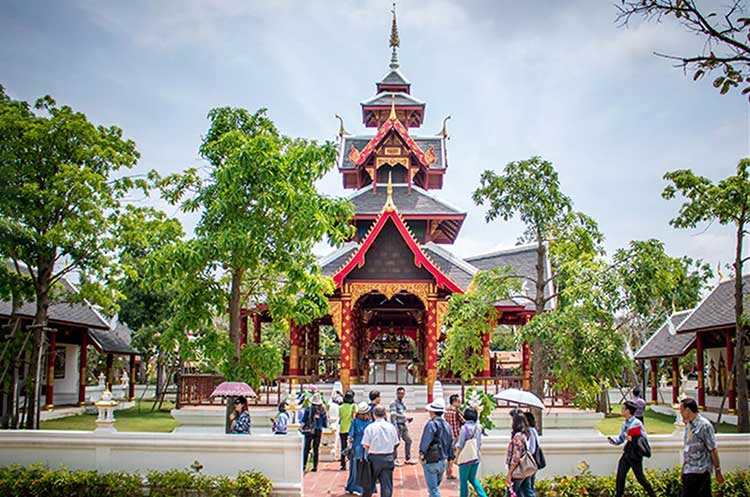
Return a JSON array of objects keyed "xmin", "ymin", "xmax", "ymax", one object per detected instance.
[
  {"xmin": 440, "ymin": 267, "xmax": 518, "ymax": 382},
  {"xmin": 155, "ymin": 107, "xmax": 353, "ymax": 373},
  {"xmin": 662, "ymin": 158, "xmax": 750, "ymax": 432},
  {"xmin": 0, "ymin": 86, "xmax": 141, "ymax": 428},
  {"xmin": 616, "ymin": 0, "xmax": 750, "ymax": 99},
  {"xmin": 473, "ymin": 156, "xmax": 573, "ymax": 429}
]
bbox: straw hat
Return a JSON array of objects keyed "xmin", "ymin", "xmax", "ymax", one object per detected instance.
[
  {"xmin": 425, "ymin": 397, "xmax": 446, "ymax": 413},
  {"xmin": 356, "ymin": 401, "xmax": 370, "ymax": 414}
]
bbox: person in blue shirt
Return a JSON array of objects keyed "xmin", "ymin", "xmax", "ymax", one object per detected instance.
[
  {"xmin": 608, "ymin": 401, "xmax": 656, "ymax": 497},
  {"xmin": 229, "ymin": 396, "xmax": 251, "ymax": 434},
  {"xmin": 419, "ymin": 398, "xmax": 454, "ymax": 497},
  {"xmin": 300, "ymin": 393, "xmax": 328, "ymax": 472},
  {"xmin": 273, "ymin": 401, "xmax": 289, "ymax": 435}
]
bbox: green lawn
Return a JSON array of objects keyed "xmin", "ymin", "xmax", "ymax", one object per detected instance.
[
  {"xmin": 41, "ymin": 400, "xmax": 177, "ymax": 432},
  {"xmin": 596, "ymin": 407, "xmax": 737, "ymax": 435}
]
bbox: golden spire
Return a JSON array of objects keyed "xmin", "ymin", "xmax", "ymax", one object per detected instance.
[
  {"xmin": 383, "ymin": 171, "xmax": 396, "ymax": 212},
  {"xmin": 389, "ymin": 3, "xmax": 400, "ymax": 69},
  {"xmin": 389, "ymin": 94, "xmax": 397, "ymax": 120}
]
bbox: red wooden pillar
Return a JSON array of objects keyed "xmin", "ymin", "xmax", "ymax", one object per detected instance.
[
  {"xmin": 45, "ymin": 329, "xmax": 57, "ymax": 409},
  {"xmin": 239, "ymin": 314, "xmax": 248, "ymax": 347},
  {"xmin": 650, "ymin": 359, "xmax": 658, "ymax": 404},
  {"xmin": 253, "ymin": 314, "xmax": 262, "ymax": 344},
  {"xmin": 726, "ymin": 333, "xmax": 736, "ymax": 412},
  {"xmin": 78, "ymin": 332, "xmax": 88, "ymax": 405},
  {"xmin": 672, "ymin": 357, "xmax": 679, "ymax": 405},
  {"xmin": 522, "ymin": 341, "xmax": 531, "ymax": 391},
  {"xmin": 311, "ymin": 323, "xmax": 320, "ymax": 379},
  {"xmin": 129, "ymin": 355, "xmax": 136, "ymax": 400},
  {"xmin": 696, "ymin": 332, "xmax": 705, "ymax": 409},
  {"xmin": 340, "ymin": 298, "xmax": 353, "ymax": 391},
  {"xmin": 426, "ymin": 297, "xmax": 438, "ymax": 403},
  {"xmin": 105, "ymin": 353, "xmax": 114, "ymax": 391}
]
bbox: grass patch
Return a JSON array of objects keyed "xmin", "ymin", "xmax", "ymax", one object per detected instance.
[
  {"xmin": 596, "ymin": 407, "xmax": 736, "ymax": 435},
  {"xmin": 41, "ymin": 400, "xmax": 177, "ymax": 432}
]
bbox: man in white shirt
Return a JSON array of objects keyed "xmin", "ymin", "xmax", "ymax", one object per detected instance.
[{"xmin": 362, "ymin": 405, "xmax": 399, "ymax": 497}]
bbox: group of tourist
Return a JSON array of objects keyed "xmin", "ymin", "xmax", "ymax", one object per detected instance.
[{"xmin": 230, "ymin": 387, "xmax": 724, "ymax": 497}]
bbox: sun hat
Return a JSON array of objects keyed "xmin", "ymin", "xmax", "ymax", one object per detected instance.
[
  {"xmin": 356, "ymin": 401, "xmax": 370, "ymax": 414},
  {"xmin": 310, "ymin": 393, "xmax": 323, "ymax": 405},
  {"xmin": 425, "ymin": 397, "xmax": 446, "ymax": 412}
]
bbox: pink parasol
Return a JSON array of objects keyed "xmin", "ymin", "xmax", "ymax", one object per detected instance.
[{"xmin": 210, "ymin": 381, "xmax": 257, "ymax": 398}]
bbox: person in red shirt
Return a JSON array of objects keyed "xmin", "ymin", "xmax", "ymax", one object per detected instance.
[{"xmin": 444, "ymin": 394, "xmax": 465, "ymax": 480}]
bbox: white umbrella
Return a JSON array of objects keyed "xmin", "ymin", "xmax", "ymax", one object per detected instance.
[{"xmin": 493, "ymin": 388, "xmax": 544, "ymax": 410}]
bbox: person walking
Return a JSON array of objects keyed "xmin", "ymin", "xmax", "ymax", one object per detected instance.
[
  {"xmin": 524, "ymin": 412, "xmax": 540, "ymax": 497},
  {"xmin": 229, "ymin": 396, "xmax": 251, "ymax": 434},
  {"xmin": 607, "ymin": 401, "xmax": 656, "ymax": 497},
  {"xmin": 362, "ymin": 405, "xmax": 399, "ymax": 497},
  {"xmin": 339, "ymin": 390, "xmax": 356, "ymax": 470},
  {"xmin": 346, "ymin": 401, "xmax": 374, "ymax": 495},
  {"xmin": 454, "ymin": 407, "xmax": 488, "ymax": 497},
  {"xmin": 419, "ymin": 397, "xmax": 454, "ymax": 497},
  {"xmin": 444, "ymin": 394, "xmax": 465, "ymax": 480},
  {"xmin": 301, "ymin": 393, "xmax": 328, "ymax": 472},
  {"xmin": 679, "ymin": 397, "xmax": 724, "ymax": 497},
  {"xmin": 390, "ymin": 386, "xmax": 415, "ymax": 466},
  {"xmin": 273, "ymin": 401, "xmax": 289, "ymax": 435},
  {"xmin": 632, "ymin": 386, "xmax": 647, "ymax": 424},
  {"xmin": 506, "ymin": 412, "xmax": 534, "ymax": 497}
]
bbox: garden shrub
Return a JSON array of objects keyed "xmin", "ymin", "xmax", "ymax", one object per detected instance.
[
  {"xmin": 0, "ymin": 465, "xmax": 272, "ymax": 497},
  {"xmin": 479, "ymin": 466, "xmax": 750, "ymax": 497}
]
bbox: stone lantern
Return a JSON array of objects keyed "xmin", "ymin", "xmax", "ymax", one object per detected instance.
[{"xmin": 94, "ymin": 388, "xmax": 119, "ymax": 432}]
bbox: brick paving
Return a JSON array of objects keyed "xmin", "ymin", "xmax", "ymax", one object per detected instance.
[{"xmin": 303, "ymin": 411, "xmax": 462, "ymax": 497}]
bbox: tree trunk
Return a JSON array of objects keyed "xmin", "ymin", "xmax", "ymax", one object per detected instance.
[
  {"xmin": 531, "ymin": 236, "xmax": 547, "ymax": 433},
  {"xmin": 25, "ymin": 261, "xmax": 52, "ymax": 430},
  {"xmin": 228, "ymin": 268, "xmax": 245, "ymax": 360},
  {"xmin": 734, "ymin": 217, "xmax": 749, "ymax": 432}
]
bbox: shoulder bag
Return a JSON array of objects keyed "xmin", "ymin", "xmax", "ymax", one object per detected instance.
[
  {"xmin": 456, "ymin": 425, "xmax": 479, "ymax": 465},
  {"xmin": 511, "ymin": 435, "xmax": 538, "ymax": 480}
]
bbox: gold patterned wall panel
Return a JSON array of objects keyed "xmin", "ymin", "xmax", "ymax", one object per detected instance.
[
  {"xmin": 328, "ymin": 300, "xmax": 343, "ymax": 340},
  {"xmin": 346, "ymin": 281, "xmax": 430, "ymax": 307}
]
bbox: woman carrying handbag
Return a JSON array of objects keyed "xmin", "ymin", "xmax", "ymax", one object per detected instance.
[
  {"xmin": 505, "ymin": 412, "xmax": 537, "ymax": 497},
  {"xmin": 454, "ymin": 407, "xmax": 488, "ymax": 497}
]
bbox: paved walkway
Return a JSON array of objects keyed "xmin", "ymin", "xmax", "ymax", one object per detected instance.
[{"xmin": 304, "ymin": 411, "xmax": 462, "ymax": 497}]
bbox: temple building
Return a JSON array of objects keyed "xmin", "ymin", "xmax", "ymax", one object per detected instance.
[{"xmin": 243, "ymin": 8, "xmax": 552, "ymax": 402}]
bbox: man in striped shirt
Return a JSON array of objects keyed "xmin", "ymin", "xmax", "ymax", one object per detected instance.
[{"xmin": 444, "ymin": 394, "xmax": 464, "ymax": 480}]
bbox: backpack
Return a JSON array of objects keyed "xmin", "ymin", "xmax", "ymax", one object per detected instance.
[{"xmin": 424, "ymin": 419, "xmax": 446, "ymax": 463}]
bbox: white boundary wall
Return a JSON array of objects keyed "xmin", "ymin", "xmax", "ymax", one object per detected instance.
[
  {"xmin": 480, "ymin": 431, "xmax": 750, "ymax": 478},
  {"xmin": 0, "ymin": 430, "xmax": 303, "ymax": 497}
]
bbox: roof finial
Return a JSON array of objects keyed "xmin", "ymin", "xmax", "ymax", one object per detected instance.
[
  {"xmin": 335, "ymin": 114, "xmax": 349, "ymax": 137},
  {"xmin": 384, "ymin": 171, "xmax": 396, "ymax": 212},
  {"xmin": 389, "ymin": 94, "xmax": 397, "ymax": 121},
  {"xmin": 389, "ymin": 2, "xmax": 400, "ymax": 70}
]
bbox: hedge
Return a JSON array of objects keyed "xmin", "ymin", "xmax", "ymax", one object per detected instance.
[
  {"xmin": 479, "ymin": 465, "xmax": 750, "ymax": 497},
  {"xmin": 0, "ymin": 465, "xmax": 273, "ymax": 497}
]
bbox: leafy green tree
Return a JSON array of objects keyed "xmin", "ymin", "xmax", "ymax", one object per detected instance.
[
  {"xmin": 663, "ymin": 158, "xmax": 750, "ymax": 432},
  {"xmin": 154, "ymin": 107, "xmax": 353, "ymax": 376},
  {"xmin": 0, "ymin": 86, "xmax": 141, "ymax": 428},
  {"xmin": 440, "ymin": 267, "xmax": 519, "ymax": 382},
  {"xmin": 473, "ymin": 156, "xmax": 572, "ymax": 426},
  {"xmin": 616, "ymin": 0, "xmax": 750, "ymax": 100}
]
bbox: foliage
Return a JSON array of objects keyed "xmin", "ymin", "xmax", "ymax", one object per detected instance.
[
  {"xmin": 222, "ymin": 342, "xmax": 284, "ymax": 389},
  {"xmin": 0, "ymin": 464, "xmax": 272, "ymax": 497},
  {"xmin": 462, "ymin": 387, "xmax": 496, "ymax": 431},
  {"xmin": 480, "ymin": 465, "xmax": 750, "ymax": 497},
  {"xmin": 440, "ymin": 266, "xmax": 519, "ymax": 382},
  {"xmin": 0, "ymin": 85, "xmax": 143, "ymax": 427},
  {"xmin": 616, "ymin": 0, "xmax": 750, "ymax": 100},
  {"xmin": 153, "ymin": 107, "xmax": 354, "ymax": 370},
  {"xmin": 662, "ymin": 159, "xmax": 750, "ymax": 432}
]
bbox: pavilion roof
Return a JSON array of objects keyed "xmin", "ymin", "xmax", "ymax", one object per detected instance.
[
  {"xmin": 89, "ymin": 321, "xmax": 138, "ymax": 355},
  {"xmin": 348, "ymin": 184, "xmax": 463, "ymax": 217},
  {"xmin": 676, "ymin": 275, "xmax": 750, "ymax": 333},
  {"xmin": 338, "ymin": 135, "xmax": 445, "ymax": 171},
  {"xmin": 634, "ymin": 310, "xmax": 695, "ymax": 360}
]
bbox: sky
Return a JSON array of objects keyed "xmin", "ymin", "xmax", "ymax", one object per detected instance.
[{"xmin": 1, "ymin": 0, "xmax": 748, "ymax": 282}]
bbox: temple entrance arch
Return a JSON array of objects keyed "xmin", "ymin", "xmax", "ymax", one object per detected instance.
[{"xmin": 350, "ymin": 285, "xmax": 428, "ymax": 385}]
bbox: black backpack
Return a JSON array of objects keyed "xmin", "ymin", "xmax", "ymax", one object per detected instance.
[{"xmin": 533, "ymin": 443, "xmax": 546, "ymax": 470}]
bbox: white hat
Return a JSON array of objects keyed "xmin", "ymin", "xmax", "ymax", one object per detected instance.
[
  {"xmin": 425, "ymin": 397, "xmax": 446, "ymax": 412},
  {"xmin": 310, "ymin": 393, "xmax": 323, "ymax": 405},
  {"xmin": 356, "ymin": 401, "xmax": 370, "ymax": 414}
]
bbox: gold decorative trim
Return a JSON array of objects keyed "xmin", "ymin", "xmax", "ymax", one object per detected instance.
[
  {"xmin": 329, "ymin": 300, "xmax": 343, "ymax": 340},
  {"xmin": 376, "ymin": 157, "xmax": 409, "ymax": 170},
  {"xmin": 348, "ymin": 281, "xmax": 430, "ymax": 308},
  {"xmin": 435, "ymin": 300, "xmax": 448, "ymax": 337}
]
